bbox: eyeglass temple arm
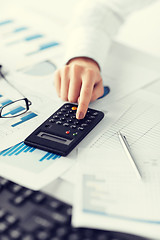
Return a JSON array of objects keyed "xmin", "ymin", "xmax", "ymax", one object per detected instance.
[{"xmin": 0, "ymin": 65, "xmax": 27, "ymax": 98}]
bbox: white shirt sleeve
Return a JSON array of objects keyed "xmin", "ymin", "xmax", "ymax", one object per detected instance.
[{"xmin": 64, "ymin": 0, "xmax": 157, "ymax": 72}]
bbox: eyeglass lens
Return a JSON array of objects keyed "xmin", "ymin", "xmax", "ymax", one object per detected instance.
[{"xmin": 1, "ymin": 99, "xmax": 28, "ymax": 118}]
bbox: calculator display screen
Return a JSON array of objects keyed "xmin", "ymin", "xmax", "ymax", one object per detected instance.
[{"xmin": 37, "ymin": 132, "xmax": 73, "ymax": 145}]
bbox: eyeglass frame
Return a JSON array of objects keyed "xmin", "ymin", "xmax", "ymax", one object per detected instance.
[
  {"xmin": 0, "ymin": 65, "xmax": 32, "ymax": 118},
  {"xmin": 0, "ymin": 98, "xmax": 32, "ymax": 118}
]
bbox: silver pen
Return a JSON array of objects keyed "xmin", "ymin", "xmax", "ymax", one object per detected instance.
[{"xmin": 117, "ymin": 131, "xmax": 142, "ymax": 180}]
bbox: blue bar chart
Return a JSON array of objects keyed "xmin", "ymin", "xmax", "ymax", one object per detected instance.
[
  {"xmin": 0, "ymin": 99, "xmax": 13, "ymax": 107},
  {"xmin": 13, "ymin": 26, "xmax": 28, "ymax": 33},
  {"xmin": 0, "ymin": 19, "xmax": 13, "ymax": 26},
  {"xmin": 27, "ymin": 41, "xmax": 59, "ymax": 56},
  {"xmin": 7, "ymin": 33, "xmax": 44, "ymax": 46},
  {"xmin": 2, "ymin": 106, "xmax": 26, "ymax": 117},
  {"xmin": 11, "ymin": 112, "xmax": 38, "ymax": 127},
  {"xmin": 0, "ymin": 142, "xmax": 60, "ymax": 162}
]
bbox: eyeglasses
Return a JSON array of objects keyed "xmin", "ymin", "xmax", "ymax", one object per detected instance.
[{"xmin": 0, "ymin": 65, "xmax": 32, "ymax": 118}]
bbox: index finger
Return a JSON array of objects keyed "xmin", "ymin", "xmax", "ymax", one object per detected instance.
[{"xmin": 76, "ymin": 74, "xmax": 94, "ymax": 119}]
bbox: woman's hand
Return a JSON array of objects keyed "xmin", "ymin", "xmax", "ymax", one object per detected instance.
[{"xmin": 54, "ymin": 57, "xmax": 104, "ymax": 119}]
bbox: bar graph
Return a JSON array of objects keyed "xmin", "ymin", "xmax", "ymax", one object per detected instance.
[
  {"xmin": 2, "ymin": 106, "xmax": 26, "ymax": 117},
  {"xmin": 13, "ymin": 26, "xmax": 28, "ymax": 33},
  {"xmin": 7, "ymin": 33, "xmax": 44, "ymax": 46},
  {"xmin": 11, "ymin": 112, "xmax": 38, "ymax": 127},
  {"xmin": 0, "ymin": 142, "xmax": 60, "ymax": 162},
  {"xmin": 0, "ymin": 99, "xmax": 13, "ymax": 107},
  {"xmin": 27, "ymin": 41, "xmax": 59, "ymax": 56},
  {"xmin": 0, "ymin": 19, "xmax": 13, "ymax": 26}
]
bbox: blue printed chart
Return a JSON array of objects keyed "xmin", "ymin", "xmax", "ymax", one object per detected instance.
[
  {"xmin": 0, "ymin": 141, "xmax": 73, "ymax": 190},
  {"xmin": 0, "ymin": 8, "xmax": 62, "ymax": 71},
  {"xmin": 0, "ymin": 142, "xmax": 60, "ymax": 163}
]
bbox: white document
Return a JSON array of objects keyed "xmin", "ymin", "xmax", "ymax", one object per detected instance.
[
  {"xmin": 73, "ymin": 149, "xmax": 160, "ymax": 240},
  {"xmin": 0, "ymin": 4, "xmax": 64, "ymax": 72},
  {"xmin": 90, "ymin": 86, "xmax": 160, "ymax": 181}
]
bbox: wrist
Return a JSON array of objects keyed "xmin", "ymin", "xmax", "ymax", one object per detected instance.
[{"xmin": 67, "ymin": 57, "xmax": 100, "ymax": 71}]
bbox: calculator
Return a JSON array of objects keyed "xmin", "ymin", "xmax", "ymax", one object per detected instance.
[{"xmin": 24, "ymin": 103, "xmax": 104, "ymax": 156}]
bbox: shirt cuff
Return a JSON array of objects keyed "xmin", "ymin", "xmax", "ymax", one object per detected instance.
[{"xmin": 64, "ymin": 26, "xmax": 112, "ymax": 73}]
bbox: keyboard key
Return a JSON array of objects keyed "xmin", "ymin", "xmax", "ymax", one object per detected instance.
[
  {"xmin": 0, "ymin": 208, "xmax": 6, "ymax": 219},
  {"xmin": 0, "ymin": 221, "xmax": 9, "ymax": 233},
  {"xmin": 36, "ymin": 229, "xmax": 51, "ymax": 240},
  {"xmin": 67, "ymin": 233, "xmax": 81, "ymax": 240},
  {"xmin": 23, "ymin": 212, "xmax": 55, "ymax": 232},
  {"xmin": 0, "ymin": 235, "xmax": 11, "ymax": 240},
  {"xmin": 96, "ymin": 233, "xmax": 110, "ymax": 240},
  {"xmin": 32, "ymin": 193, "xmax": 46, "ymax": 204},
  {"xmin": 5, "ymin": 213, "xmax": 18, "ymax": 225},
  {"xmin": 22, "ymin": 189, "xmax": 33, "ymax": 198},
  {"xmin": 50, "ymin": 237, "xmax": 60, "ymax": 240},
  {"xmin": 21, "ymin": 234, "xmax": 35, "ymax": 240},
  {"xmin": 11, "ymin": 195, "xmax": 26, "ymax": 206},
  {"xmin": 61, "ymin": 206, "xmax": 72, "ymax": 217},
  {"xmin": 9, "ymin": 183, "xmax": 23, "ymax": 194},
  {"xmin": 51, "ymin": 211, "xmax": 69, "ymax": 224},
  {"xmin": 0, "ymin": 178, "xmax": 9, "ymax": 187},
  {"xmin": 8, "ymin": 227, "xmax": 23, "ymax": 239},
  {"xmin": 56, "ymin": 226, "xmax": 69, "ymax": 237},
  {"xmin": 47, "ymin": 199, "xmax": 62, "ymax": 210}
]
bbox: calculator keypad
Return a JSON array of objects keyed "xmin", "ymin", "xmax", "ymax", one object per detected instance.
[{"xmin": 46, "ymin": 104, "xmax": 99, "ymax": 136}]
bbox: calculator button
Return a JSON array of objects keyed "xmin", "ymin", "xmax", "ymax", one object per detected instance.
[
  {"xmin": 64, "ymin": 104, "xmax": 71, "ymax": 108},
  {"xmin": 71, "ymin": 106, "xmax": 77, "ymax": 110},
  {"xmin": 69, "ymin": 110, "xmax": 74, "ymax": 113},
  {"xmin": 78, "ymin": 127, "xmax": 84, "ymax": 131},
  {"xmin": 66, "ymin": 119, "xmax": 72, "ymax": 123},
  {"xmin": 81, "ymin": 124, "xmax": 88, "ymax": 127},
  {"xmin": 71, "ymin": 115, "xmax": 76, "ymax": 119},
  {"xmin": 70, "ymin": 125, "xmax": 76, "ymax": 129},
  {"xmin": 73, "ymin": 132, "xmax": 78, "ymax": 136},
  {"xmin": 56, "ymin": 121, "xmax": 62, "ymax": 125},
  {"xmin": 57, "ymin": 112, "xmax": 63, "ymax": 116},
  {"xmin": 49, "ymin": 119, "xmax": 56, "ymax": 123},
  {"xmin": 89, "ymin": 115, "xmax": 96, "ymax": 119},
  {"xmin": 85, "ymin": 119, "xmax": 92, "ymax": 123},
  {"xmin": 52, "ymin": 115, "xmax": 59, "ymax": 119},
  {"xmin": 63, "ymin": 123, "xmax": 69, "ymax": 127},
  {"xmin": 93, "ymin": 111, "xmax": 98, "ymax": 116},
  {"xmin": 73, "ymin": 120, "xmax": 79, "ymax": 125},
  {"xmin": 59, "ymin": 118, "xmax": 66, "ymax": 121},
  {"xmin": 64, "ymin": 114, "xmax": 69, "ymax": 118},
  {"xmin": 61, "ymin": 108, "xmax": 67, "ymax": 112}
]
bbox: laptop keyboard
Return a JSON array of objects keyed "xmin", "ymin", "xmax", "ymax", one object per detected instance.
[{"xmin": 0, "ymin": 176, "xmax": 149, "ymax": 240}]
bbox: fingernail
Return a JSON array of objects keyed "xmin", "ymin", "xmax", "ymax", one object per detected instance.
[{"xmin": 77, "ymin": 111, "xmax": 84, "ymax": 119}]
